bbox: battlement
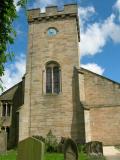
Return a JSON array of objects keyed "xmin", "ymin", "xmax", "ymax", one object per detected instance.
[{"xmin": 28, "ymin": 4, "xmax": 78, "ymax": 22}]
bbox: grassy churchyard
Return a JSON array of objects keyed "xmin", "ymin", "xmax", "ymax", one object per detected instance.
[
  {"xmin": 0, "ymin": 150, "xmax": 17, "ymax": 160},
  {"xmin": 0, "ymin": 150, "xmax": 89, "ymax": 160},
  {"xmin": 0, "ymin": 132, "xmax": 106, "ymax": 160}
]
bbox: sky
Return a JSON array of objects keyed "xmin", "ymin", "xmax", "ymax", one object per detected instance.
[{"xmin": 1, "ymin": 0, "xmax": 120, "ymax": 93}]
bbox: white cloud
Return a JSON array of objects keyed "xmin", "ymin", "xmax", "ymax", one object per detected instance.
[
  {"xmin": 78, "ymin": 6, "xmax": 95, "ymax": 29},
  {"xmin": 31, "ymin": 0, "xmax": 58, "ymax": 10},
  {"xmin": 80, "ymin": 23, "xmax": 106, "ymax": 56},
  {"xmin": 42, "ymin": 0, "xmax": 57, "ymax": 5},
  {"xmin": 79, "ymin": 5, "xmax": 120, "ymax": 57},
  {"xmin": 78, "ymin": 6, "xmax": 95, "ymax": 19},
  {"xmin": 81, "ymin": 63, "xmax": 105, "ymax": 75},
  {"xmin": 114, "ymin": 0, "xmax": 120, "ymax": 10},
  {"xmin": 14, "ymin": 0, "xmax": 20, "ymax": 12},
  {"xmin": 102, "ymin": 14, "xmax": 120, "ymax": 43},
  {"xmin": 0, "ymin": 54, "xmax": 26, "ymax": 94},
  {"xmin": 113, "ymin": 0, "xmax": 120, "ymax": 20}
]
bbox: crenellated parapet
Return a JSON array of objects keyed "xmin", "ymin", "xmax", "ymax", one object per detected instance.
[
  {"xmin": 27, "ymin": 4, "xmax": 80, "ymax": 41},
  {"xmin": 28, "ymin": 4, "xmax": 78, "ymax": 21}
]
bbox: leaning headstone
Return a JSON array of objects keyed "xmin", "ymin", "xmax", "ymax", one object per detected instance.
[
  {"xmin": 0, "ymin": 130, "xmax": 7, "ymax": 154},
  {"xmin": 84, "ymin": 141, "xmax": 103, "ymax": 156},
  {"xmin": 17, "ymin": 137, "xmax": 45, "ymax": 160},
  {"xmin": 64, "ymin": 138, "xmax": 78, "ymax": 160}
]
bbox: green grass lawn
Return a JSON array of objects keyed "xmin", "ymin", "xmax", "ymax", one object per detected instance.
[
  {"xmin": 44, "ymin": 152, "xmax": 88, "ymax": 160},
  {"xmin": 0, "ymin": 150, "xmax": 17, "ymax": 160},
  {"xmin": 0, "ymin": 150, "xmax": 96, "ymax": 160}
]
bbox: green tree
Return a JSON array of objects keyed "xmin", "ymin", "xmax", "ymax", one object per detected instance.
[{"xmin": 0, "ymin": 0, "xmax": 26, "ymax": 90}]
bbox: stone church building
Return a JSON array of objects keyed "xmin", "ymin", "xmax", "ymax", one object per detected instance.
[{"xmin": 0, "ymin": 4, "xmax": 120, "ymax": 149}]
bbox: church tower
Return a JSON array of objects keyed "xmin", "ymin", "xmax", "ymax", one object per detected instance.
[{"xmin": 19, "ymin": 4, "xmax": 82, "ymax": 142}]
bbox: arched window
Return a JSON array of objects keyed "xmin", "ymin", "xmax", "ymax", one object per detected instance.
[{"xmin": 46, "ymin": 62, "xmax": 61, "ymax": 94}]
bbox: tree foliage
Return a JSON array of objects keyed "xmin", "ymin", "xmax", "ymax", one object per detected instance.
[
  {"xmin": 0, "ymin": 0, "xmax": 26, "ymax": 90},
  {"xmin": 0, "ymin": 0, "xmax": 16, "ymax": 76}
]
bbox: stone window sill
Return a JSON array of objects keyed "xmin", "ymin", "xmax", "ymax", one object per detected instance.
[{"xmin": 43, "ymin": 92, "xmax": 62, "ymax": 96}]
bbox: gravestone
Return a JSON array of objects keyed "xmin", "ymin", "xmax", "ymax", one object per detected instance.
[
  {"xmin": 58, "ymin": 137, "xmax": 67, "ymax": 152},
  {"xmin": 0, "ymin": 131, "xmax": 7, "ymax": 154},
  {"xmin": 17, "ymin": 137, "xmax": 45, "ymax": 160},
  {"xmin": 84, "ymin": 141, "xmax": 103, "ymax": 156},
  {"xmin": 64, "ymin": 138, "xmax": 78, "ymax": 160}
]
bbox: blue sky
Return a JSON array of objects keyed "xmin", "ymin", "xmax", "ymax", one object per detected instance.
[{"xmin": 1, "ymin": 0, "xmax": 120, "ymax": 92}]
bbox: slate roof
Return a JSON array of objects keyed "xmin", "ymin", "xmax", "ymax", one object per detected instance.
[{"xmin": 0, "ymin": 82, "xmax": 22, "ymax": 101}]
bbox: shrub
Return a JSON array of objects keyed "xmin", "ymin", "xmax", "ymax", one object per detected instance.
[
  {"xmin": 45, "ymin": 130, "xmax": 58, "ymax": 153},
  {"xmin": 32, "ymin": 131, "xmax": 59, "ymax": 153}
]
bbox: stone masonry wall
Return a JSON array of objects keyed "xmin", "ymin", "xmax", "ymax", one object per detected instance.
[
  {"xmin": 19, "ymin": 5, "xmax": 82, "ymax": 142},
  {"xmin": 90, "ymin": 107, "xmax": 120, "ymax": 145},
  {"xmin": 81, "ymin": 68, "xmax": 120, "ymax": 145},
  {"xmin": 81, "ymin": 68, "xmax": 120, "ymax": 106},
  {"xmin": 28, "ymin": 17, "xmax": 79, "ymax": 139},
  {"xmin": 0, "ymin": 131, "xmax": 7, "ymax": 154}
]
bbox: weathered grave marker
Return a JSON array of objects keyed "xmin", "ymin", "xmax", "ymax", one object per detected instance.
[
  {"xmin": 84, "ymin": 141, "xmax": 103, "ymax": 156},
  {"xmin": 64, "ymin": 138, "xmax": 78, "ymax": 160},
  {"xmin": 17, "ymin": 137, "xmax": 44, "ymax": 160}
]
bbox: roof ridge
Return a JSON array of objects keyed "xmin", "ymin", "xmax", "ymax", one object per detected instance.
[{"xmin": 0, "ymin": 81, "xmax": 22, "ymax": 97}]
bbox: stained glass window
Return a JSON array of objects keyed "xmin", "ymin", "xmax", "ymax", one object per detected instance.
[
  {"xmin": 53, "ymin": 67, "xmax": 60, "ymax": 93},
  {"xmin": 46, "ymin": 62, "xmax": 60, "ymax": 94},
  {"xmin": 46, "ymin": 67, "xmax": 52, "ymax": 93}
]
